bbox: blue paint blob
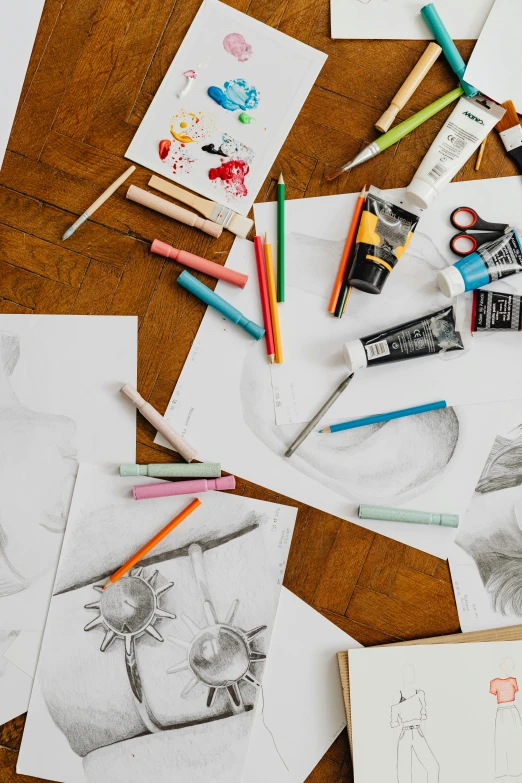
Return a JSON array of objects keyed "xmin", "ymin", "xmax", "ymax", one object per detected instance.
[{"xmin": 207, "ymin": 78, "xmax": 259, "ymax": 112}]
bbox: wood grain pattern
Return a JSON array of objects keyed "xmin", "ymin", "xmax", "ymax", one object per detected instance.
[{"xmin": 0, "ymin": 0, "xmax": 492, "ymax": 779}]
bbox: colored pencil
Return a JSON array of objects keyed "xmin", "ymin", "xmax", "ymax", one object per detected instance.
[
  {"xmin": 62, "ymin": 165, "xmax": 135, "ymax": 240},
  {"xmin": 320, "ymin": 400, "xmax": 447, "ymax": 433},
  {"xmin": 264, "ymin": 233, "xmax": 283, "ymax": 363},
  {"xmin": 103, "ymin": 498, "xmax": 201, "ymax": 588},
  {"xmin": 254, "ymin": 235, "xmax": 275, "ymax": 363},
  {"xmin": 277, "ymin": 173, "xmax": 285, "ymax": 302},
  {"xmin": 329, "ymin": 186, "xmax": 367, "ymax": 314},
  {"xmin": 285, "ymin": 374, "xmax": 354, "ymax": 458},
  {"xmin": 475, "ymin": 134, "xmax": 488, "ymax": 171}
]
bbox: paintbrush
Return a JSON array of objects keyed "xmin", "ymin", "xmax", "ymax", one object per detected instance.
[
  {"xmin": 148, "ymin": 175, "xmax": 253, "ymax": 238},
  {"xmin": 496, "ymin": 100, "xmax": 522, "ymax": 173}
]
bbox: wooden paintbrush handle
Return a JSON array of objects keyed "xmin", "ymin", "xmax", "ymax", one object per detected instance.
[{"xmin": 148, "ymin": 175, "xmax": 210, "ymax": 218}]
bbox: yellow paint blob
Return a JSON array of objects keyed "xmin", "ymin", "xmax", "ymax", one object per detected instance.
[
  {"xmin": 170, "ymin": 125, "xmax": 194, "ymax": 143},
  {"xmin": 180, "ymin": 121, "xmax": 188, "ymax": 128}
]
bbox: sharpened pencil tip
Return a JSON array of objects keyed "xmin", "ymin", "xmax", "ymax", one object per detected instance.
[
  {"xmin": 269, "ymin": 355, "xmax": 275, "ymax": 364},
  {"xmin": 278, "ymin": 172, "xmax": 284, "ymax": 185}
]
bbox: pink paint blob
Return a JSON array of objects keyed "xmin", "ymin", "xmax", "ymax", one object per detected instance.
[
  {"xmin": 223, "ymin": 33, "xmax": 253, "ymax": 62},
  {"xmin": 182, "ymin": 69, "xmax": 197, "ymax": 79},
  {"xmin": 208, "ymin": 159, "xmax": 249, "ymax": 197}
]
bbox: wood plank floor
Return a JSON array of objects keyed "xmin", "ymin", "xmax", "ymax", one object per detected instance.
[{"xmin": 0, "ymin": 1, "xmax": 514, "ymax": 780}]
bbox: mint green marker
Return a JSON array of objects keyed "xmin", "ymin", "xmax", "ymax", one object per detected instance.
[
  {"xmin": 328, "ymin": 85, "xmax": 464, "ymax": 179},
  {"xmin": 358, "ymin": 504, "xmax": 459, "ymax": 528},
  {"xmin": 120, "ymin": 462, "xmax": 221, "ymax": 478}
]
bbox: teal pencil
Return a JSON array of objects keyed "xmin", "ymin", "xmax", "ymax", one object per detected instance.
[
  {"xmin": 320, "ymin": 400, "xmax": 446, "ymax": 433},
  {"xmin": 277, "ymin": 173, "xmax": 285, "ymax": 302}
]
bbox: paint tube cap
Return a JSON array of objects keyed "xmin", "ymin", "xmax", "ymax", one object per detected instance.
[
  {"xmin": 348, "ymin": 261, "xmax": 389, "ymax": 295},
  {"xmin": 405, "ymin": 178, "xmax": 438, "ymax": 210},
  {"xmin": 437, "ymin": 266, "xmax": 465, "ymax": 298},
  {"xmin": 343, "ymin": 339, "xmax": 368, "ymax": 371}
]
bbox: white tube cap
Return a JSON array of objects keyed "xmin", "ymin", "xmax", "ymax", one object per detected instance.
[
  {"xmin": 437, "ymin": 266, "xmax": 465, "ymax": 298},
  {"xmin": 343, "ymin": 339, "xmax": 368, "ymax": 371},
  {"xmin": 405, "ymin": 178, "xmax": 438, "ymax": 210}
]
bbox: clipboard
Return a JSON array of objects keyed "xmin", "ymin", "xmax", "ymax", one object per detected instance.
[{"xmin": 337, "ymin": 624, "xmax": 522, "ymax": 750}]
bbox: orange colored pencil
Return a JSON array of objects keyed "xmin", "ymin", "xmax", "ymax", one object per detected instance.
[
  {"xmin": 328, "ymin": 186, "xmax": 367, "ymax": 313},
  {"xmin": 103, "ymin": 498, "xmax": 201, "ymax": 588},
  {"xmin": 264, "ymin": 233, "xmax": 283, "ymax": 363}
]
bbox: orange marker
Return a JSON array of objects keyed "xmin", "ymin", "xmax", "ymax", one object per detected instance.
[
  {"xmin": 103, "ymin": 498, "xmax": 201, "ymax": 589},
  {"xmin": 328, "ymin": 186, "xmax": 367, "ymax": 314}
]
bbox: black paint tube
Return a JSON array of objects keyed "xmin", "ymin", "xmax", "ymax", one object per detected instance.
[
  {"xmin": 343, "ymin": 306, "xmax": 464, "ymax": 370},
  {"xmin": 347, "ymin": 191, "xmax": 419, "ymax": 295},
  {"xmin": 472, "ymin": 288, "xmax": 522, "ymax": 331}
]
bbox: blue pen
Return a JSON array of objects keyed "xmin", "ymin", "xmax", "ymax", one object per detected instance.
[
  {"xmin": 421, "ymin": 4, "xmax": 477, "ymax": 97},
  {"xmin": 177, "ymin": 270, "xmax": 265, "ymax": 340},
  {"xmin": 319, "ymin": 400, "xmax": 447, "ymax": 433}
]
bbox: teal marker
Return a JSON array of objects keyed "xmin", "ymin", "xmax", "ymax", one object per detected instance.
[
  {"xmin": 120, "ymin": 463, "xmax": 221, "ymax": 478},
  {"xmin": 328, "ymin": 86, "xmax": 464, "ymax": 177},
  {"xmin": 177, "ymin": 270, "xmax": 265, "ymax": 340},
  {"xmin": 359, "ymin": 505, "xmax": 459, "ymax": 528},
  {"xmin": 421, "ymin": 4, "xmax": 477, "ymax": 97}
]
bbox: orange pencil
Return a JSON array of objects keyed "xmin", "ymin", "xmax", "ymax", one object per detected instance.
[
  {"xmin": 328, "ymin": 186, "xmax": 367, "ymax": 314},
  {"xmin": 103, "ymin": 498, "xmax": 201, "ymax": 588},
  {"xmin": 264, "ymin": 233, "xmax": 283, "ymax": 363}
]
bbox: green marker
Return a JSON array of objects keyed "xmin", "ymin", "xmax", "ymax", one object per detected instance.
[
  {"xmin": 328, "ymin": 85, "xmax": 465, "ymax": 179},
  {"xmin": 277, "ymin": 172, "xmax": 285, "ymax": 302},
  {"xmin": 358, "ymin": 504, "xmax": 459, "ymax": 528}
]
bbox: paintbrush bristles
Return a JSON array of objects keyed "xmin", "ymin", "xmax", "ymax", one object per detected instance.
[{"xmin": 497, "ymin": 100, "xmax": 520, "ymax": 133}]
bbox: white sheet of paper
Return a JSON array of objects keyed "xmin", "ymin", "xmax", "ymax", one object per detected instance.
[
  {"xmin": 464, "ymin": 0, "xmax": 522, "ymax": 113},
  {"xmin": 330, "ymin": 0, "xmax": 494, "ymax": 39},
  {"xmin": 244, "ymin": 588, "xmax": 359, "ymax": 783},
  {"xmin": 0, "ymin": 0, "xmax": 45, "ymax": 170},
  {"xmin": 0, "ymin": 315, "xmax": 137, "ymax": 631},
  {"xmin": 0, "ymin": 657, "xmax": 33, "ymax": 726},
  {"xmin": 349, "ymin": 641, "xmax": 522, "ymax": 783},
  {"xmin": 154, "ymin": 178, "xmax": 522, "ymax": 559},
  {"xmin": 4, "ymin": 630, "xmax": 42, "ymax": 678},
  {"xmin": 18, "ymin": 464, "xmax": 296, "ymax": 783},
  {"xmin": 125, "ymin": 0, "xmax": 326, "ymax": 216},
  {"xmin": 449, "ymin": 398, "xmax": 522, "ymax": 632}
]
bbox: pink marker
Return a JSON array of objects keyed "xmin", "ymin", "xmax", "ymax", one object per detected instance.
[
  {"xmin": 151, "ymin": 239, "xmax": 248, "ymax": 288},
  {"xmin": 133, "ymin": 475, "xmax": 236, "ymax": 500}
]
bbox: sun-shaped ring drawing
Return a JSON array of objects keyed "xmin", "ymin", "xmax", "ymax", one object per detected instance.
[
  {"xmin": 166, "ymin": 543, "xmax": 266, "ymax": 714},
  {"xmin": 84, "ymin": 567, "xmax": 176, "ymax": 732}
]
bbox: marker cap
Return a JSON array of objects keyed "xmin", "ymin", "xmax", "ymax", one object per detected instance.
[
  {"xmin": 215, "ymin": 475, "xmax": 236, "ymax": 490},
  {"xmin": 343, "ymin": 339, "xmax": 368, "ymax": 371},
  {"xmin": 437, "ymin": 266, "xmax": 465, "ymax": 298},
  {"xmin": 120, "ymin": 464, "xmax": 144, "ymax": 476},
  {"xmin": 405, "ymin": 178, "xmax": 437, "ymax": 209},
  {"xmin": 439, "ymin": 513, "xmax": 459, "ymax": 528},
  {"xmin": 151, "ymin": 239, "xmax": 175, "ymax": 259}
]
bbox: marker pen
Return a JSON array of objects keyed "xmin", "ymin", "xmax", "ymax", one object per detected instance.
[
  {"xmin": 121, "ymin": 462, "xmax": 221, "ymax": 478},
  {"xmin": 359, "ymin": 504, "xmax": 459, "ymax": 528},
  {"xmin": 133, "ymin": 475, "xmax": 236, "ymax": 500}
]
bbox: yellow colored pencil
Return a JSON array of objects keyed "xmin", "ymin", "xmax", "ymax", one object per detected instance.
[{"xmin": 264, "ymin": 233, "xmax": 283, "ymax": 363}]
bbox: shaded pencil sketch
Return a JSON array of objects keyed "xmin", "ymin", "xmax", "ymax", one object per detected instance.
[
  {"xmin": 490, "ymin": 658, "xmax": 522, "ymax": 779},
  {"xmin": 455, "ymin": 425, "xmax": 522, "ymax": 617},
  {"xmin": 19, "ymin": 467, "xmax": 293, "ymax": 783},
  {"xmin": 241, "ymin": 231, "xmax": 461, "ymax": 505},
  {"xmin": 0, "ymin": 331, "xmax": 78, "ymax": 597},
  {"xmin": 390, "ymin": 665, "xmax": 439, "ymax": 783}
]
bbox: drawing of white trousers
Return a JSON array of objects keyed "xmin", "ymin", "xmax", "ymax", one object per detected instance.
[
  {"xmin": 397, "ymin": 725, "xmax": 439, "ymax": 783},
  {"xmin": 495, "ymin": 704, "xmax": 522, "ymax": 778}
]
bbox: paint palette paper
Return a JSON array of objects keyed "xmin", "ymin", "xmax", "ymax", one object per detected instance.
[
  {"xmin": 17, "ymin": 465, "xmax": 296, "ymax": 783},
  {"xmin": 125, "ymin": 0, "xmax": 326, "ymax": 216},
  {"xmin": 330, "ymin": 0, "xmax": 494, "ymax": 39},
  {"xmin": 464, "ymin": 0, "xmax": 522, "ymax": 113}
]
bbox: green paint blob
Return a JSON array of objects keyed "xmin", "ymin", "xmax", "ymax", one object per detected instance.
[{"xmin": 238, "ymin": 112, "xmax": 255, "ymax": 124}]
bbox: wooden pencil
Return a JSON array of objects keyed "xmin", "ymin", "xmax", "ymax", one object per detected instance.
[
  {"xmin": 254, "ymin": 235, "xmax": 275, "ymax": 363},
  {"xmin": 103, "ymin": 498, "xmax": 201, "ymax": 588},
  {"xmin": 277, "ymin": 173, "xmax": 285, "ymax": 302},
  {"xmin": 264, "ymin": 232, "xmax": 283, "ymax": 363},
  {"xmin": 475, "ymin": 134, "xmax": 488, "ymax": 171},
  {"xmin": 329, "ymin": 186, "xmax": 367, "ymax": 313}
]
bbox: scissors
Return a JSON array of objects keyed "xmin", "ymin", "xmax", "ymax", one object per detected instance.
[{"xmin": 449, "ymin": 206, "xmax": 511, "ymax": 257}]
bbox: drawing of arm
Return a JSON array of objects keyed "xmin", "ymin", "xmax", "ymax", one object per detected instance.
[
  {"xmin": 419, "ymin": 689, "xmax": 427, "ymax": 720},
  {"xmin": 490, "ymin": 679, "xmax": 498, "ymax": 697},
  {"xmin": 390, "ymin": 702, "xmax": 401, "ymax": 727}
]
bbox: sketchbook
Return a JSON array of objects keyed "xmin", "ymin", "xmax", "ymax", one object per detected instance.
[
  {"xmin": 126, "ymin": 0, "xmax": 326, "ymax": 216},
  {"xmin": 17, "ymin": 464, "xmax": 296, "ymax": 783},
  {"xmin": 155, "ymin": 178, "xmax": 522, "ymax": 560},
  {"xmin": 330, "ymin": 0, "xmax": 494, "ymax": 40},
  {"xmin": 338, "ymin": 627, "xmax": 522, "ymax": 783}
]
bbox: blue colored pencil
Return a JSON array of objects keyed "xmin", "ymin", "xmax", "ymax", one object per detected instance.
[{"xmin": 319, "ymin": 400, "xmax": 447, "ymax": 433}]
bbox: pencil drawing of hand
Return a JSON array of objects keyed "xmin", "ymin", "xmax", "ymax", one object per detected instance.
[{"xmin": 0, "ymin": 332, "xmax": 78, "ymax": 597}]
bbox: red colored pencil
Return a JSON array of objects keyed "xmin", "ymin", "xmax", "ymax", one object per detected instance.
[{"xmin": 254, "ymin": 235, "xmax": 275, "ymax": 363}]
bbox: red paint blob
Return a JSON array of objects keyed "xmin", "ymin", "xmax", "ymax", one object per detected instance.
[
  {"xmin": 208, "ymin": 159, "xmax": 249, "ymax": 197},
  {"xmin": 158, "ymin": 139, "xmax": 171, "ymax": 160}
]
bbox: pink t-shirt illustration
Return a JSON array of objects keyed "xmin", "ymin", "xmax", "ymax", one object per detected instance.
[{"xmin": 490, "ymin": 677, "xmax": 519, "ymax": 704}]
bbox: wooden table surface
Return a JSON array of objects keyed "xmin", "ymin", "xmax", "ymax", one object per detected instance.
[{"xmin": 0, "ymin": 1, "xmax": 516, "ymax": 780}]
